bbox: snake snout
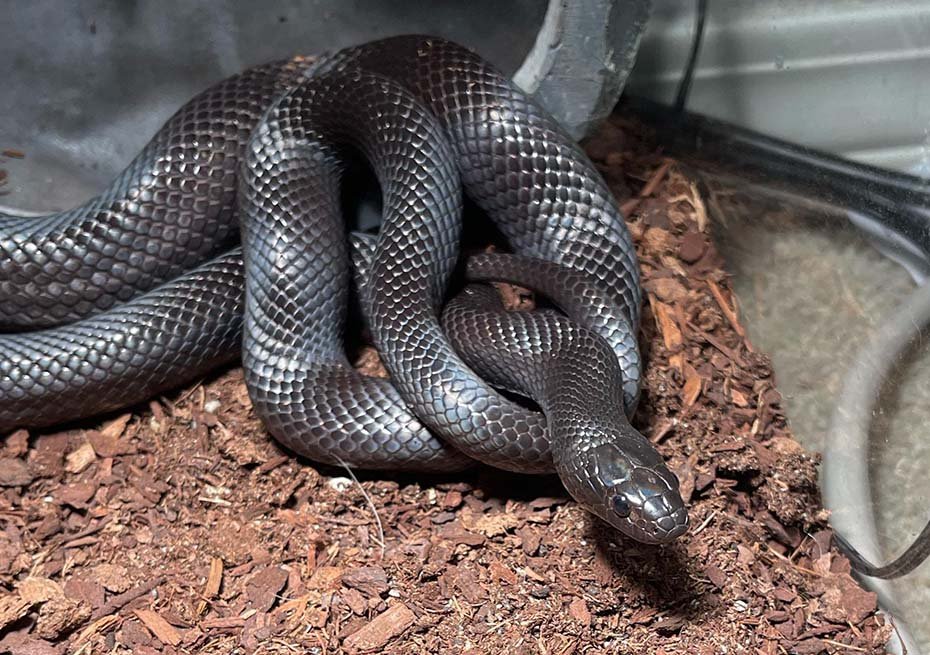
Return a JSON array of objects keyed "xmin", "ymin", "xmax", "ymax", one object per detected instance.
[
  {"xmin": 639, "ymin": 491, "xmax": 689, "ymax": 543},
  {"xmin": 610, "ymin": 466, "xmax": 689, "ymax": 544}
]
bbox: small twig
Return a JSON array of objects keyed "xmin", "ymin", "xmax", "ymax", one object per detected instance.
[
  {"xmin": 258, "ymin": 454, "xmax": 290, "ymax": 474},
  {"xmin": 198, "ymin": 496, "xmax": 233, "ymax": 506},
  {"xmin": 640, "ymin": 160, "xmax": 673, "ymax": 198},
  {"xmin": 714, "ymin": 511, "xmax": 758, "ymax": 531},
  {"xmin": 685, "ymin": 320, "xmax": 745, "ymax": 365},
  {"xmin": 687, "ymin": 180, "xmax": 709, "ymax": 232},
  {"xmin": 706, "ymin": 279, "xmax": 747, "ymax": 341},
  {"xmin": 61, "ymin": 536, "xmax": 99, "ymax": 549},
  {"xmin": 888, "ymin": 615, "xmax": 909, "ymax": 655},
  {"xmin": 336, "ymin": 458, "xmax": 385, "ymax": 557},
  {"xmin": 55, "ymin": 516, "xmax": 113, "ymax": 548},
  {"xmin": 788, "ymin": 534, "xmax": 811, "ymax": 564},
  {"xmin": 196, "ymin": 557, "xmax": 224, "ymax": 616},
  {"xmin": 691, "ymin": 510, "xmax": 718, "ymax": 536},
  {"xmin": 72, "ymin": 614, "xmax": 122, "ymax": 650},
  {"xmin": 620, "ymin": 159, "xmax": 673, "ymax": 215},
  {"xmin": 200, "ymin": 616, "xmax": 247, "ymax": 629},
  {"xmin": 91, "ymin": 576, "xmax": 166, "ymax": 620},
  {"xmin": 822, "ymin": 639, "xmax": 867, "ymax": 653},
  {"xmin": 649, "ymin": 420, "xmax": 675, "ymax": 444},
  {"xmin": 763, "ymin": 544, "xmax": 820, "ymax": 577},
  {"xmin": 172, "ymin": 380, "xmax": 206, "ymax": 407}
]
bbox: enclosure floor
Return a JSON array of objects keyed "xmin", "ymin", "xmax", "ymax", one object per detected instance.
[{"xmin": 0, "ymin": 119, "xmax": 891, "ymax": 654}]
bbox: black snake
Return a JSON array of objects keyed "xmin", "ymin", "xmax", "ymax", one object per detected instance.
[{"xmin": 0, "ymin": 36, "xmax": 688, "ymax": 544}]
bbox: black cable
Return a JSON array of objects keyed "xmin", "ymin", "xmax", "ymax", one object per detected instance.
[
  {"xmin": 835, "ymin": 519, "xmax": 930, "ymax": 579},
  {"xmin": 674, "ymin": 0, "xmax": 708, "ymax": 112}
]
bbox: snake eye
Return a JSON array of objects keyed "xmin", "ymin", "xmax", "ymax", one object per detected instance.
[{"xmin": 611, "ymin": 495, "xmax": 631, "ymax": 518}]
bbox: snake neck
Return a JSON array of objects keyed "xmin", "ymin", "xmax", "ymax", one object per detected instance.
[{"xmin": 443, "ymin": 284, "xmax": 687, "ymax": 542}]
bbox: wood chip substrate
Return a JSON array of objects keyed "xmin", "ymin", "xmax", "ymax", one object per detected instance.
[{"xmin": 0, "ymin": 117, "xmax": 893, "ymax": 654}]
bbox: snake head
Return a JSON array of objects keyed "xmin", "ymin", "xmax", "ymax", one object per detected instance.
[
  {"xmin": 605, "ymin": 462, "xmax": 689, "ymax": 544},
  {"xmin": 559, "ymin": 439, "xmax": 689, "ymax": 544}
]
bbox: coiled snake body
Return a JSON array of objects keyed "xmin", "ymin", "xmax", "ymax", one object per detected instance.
[{"xmin": 0, "ymin": 36, "xmax": 687, "ymax": 544}]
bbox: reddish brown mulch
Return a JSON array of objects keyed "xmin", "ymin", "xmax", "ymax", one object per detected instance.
[{"xmin": 0, "ymin": 118, "xmax": 891, "ymax": 654}]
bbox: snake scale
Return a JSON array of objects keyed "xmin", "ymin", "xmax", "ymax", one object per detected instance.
[{"xmin": 0, "ymin": 36, "xmax": 688, "ymax": 544}]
